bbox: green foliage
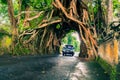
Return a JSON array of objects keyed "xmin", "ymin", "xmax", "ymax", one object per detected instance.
[
  {"xmin": 18, "ymin": 19, "xmax": 24, "ymax": 32},
  {"xmin": 62, "ymin": 37, "xmax": 67, "ymax": 44},
  {"xmin": 97, "ymin": 57, "xmax": 117, "ymax": 80},
  {"xmin": 67, "ymin": 33, "xmax": 72, "ymax": 44},
  {"xmin": 13, "ymin": 44, "xmax": 31, "ymax": 55},
  {"xmin": 13, "ymin": 0, "xmax": 19, "ymax": 15},
  {"xmin": 113, "ymin": 0, "xmax": 120, "ymax": 17},
  {"xmin": 23, "ymin": 0, "xmax": 53, "ymax": 10},
  {"xmin": 56, "ymin": 24, "xmax": 61, "ymax": 29},
  {"xmin": 0, "ymin": 25, "xmax": 11, "ymax": 33},
  {"xmin": 113, "ymin": 0, "xmax": 120, "ymax": 9},
  {"xmin": 18, "ymin": 12, "xmax": 45, "ymax": 32},
  {"xmin": 30, "ymin": 13, "xmax": 45, "ymax": 28},
  {"xmin": 21, "ymin": 0, "xmax": 31, "ymax": 10},
  {"xmin": 0, "ymin": 36, "xmax": 11, "ymax": 48},
  {"xmin": 0, "ymin": 0, "xmax": 7, "ymax": 4},
  {"xmin": 0, "ymin": 35, "xmax": 11, "ymax": 55},
  {"xmin": 74, "ymin": 41, "xmax": 80, "ymax": 51},
  {"xmin": 0, "ymin": 0, "xmax": 9, "ymax": 22}
]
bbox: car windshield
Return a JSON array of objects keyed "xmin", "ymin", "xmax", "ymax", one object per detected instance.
[{"xmin": 65, "ymin": 45, "xmax": 74, "ymax": 49}]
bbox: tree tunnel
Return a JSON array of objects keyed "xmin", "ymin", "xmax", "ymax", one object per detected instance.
[
  {"xmin": 60, "ymin": 31, "xmax": 80, "ymax": 54},
  {"xmin": 18, "ymin": 0, "xmax": 98, "ymax": 59}
]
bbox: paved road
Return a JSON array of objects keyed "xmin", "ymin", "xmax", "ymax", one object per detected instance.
[{"xmin": 0, "ymin": 54, "xmax": 110, "ymax": 80}]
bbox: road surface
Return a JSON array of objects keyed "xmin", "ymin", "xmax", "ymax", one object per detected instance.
[{"xmin": 0, "ymin": 54, "xmax": 110, "ymax": 80}]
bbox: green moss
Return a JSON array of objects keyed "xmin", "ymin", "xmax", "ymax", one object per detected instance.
[{"xmin": 97, "ymin": 57, "xmax": 117, "ymax": 80}]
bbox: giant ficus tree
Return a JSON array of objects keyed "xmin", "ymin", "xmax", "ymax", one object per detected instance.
[
  {"xmin": 3, "ymin": 0, "xmax": 119, "ymax": 58},
  {"xmin": 17, "ymin": 0, "xmax": 98, "ymax": 58}
]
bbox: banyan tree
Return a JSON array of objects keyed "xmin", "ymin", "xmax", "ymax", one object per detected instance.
[{"xmin": 7, "ymin": 0, "xmax": 104, "ymax": 58}]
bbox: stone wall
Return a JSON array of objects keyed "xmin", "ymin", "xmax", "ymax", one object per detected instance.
[{"xmin": 98, "ymin": 39, "xmax": 119, "ymax": 65}]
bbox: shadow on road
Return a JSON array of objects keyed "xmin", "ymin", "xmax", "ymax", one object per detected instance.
[{"xmin": 0, "ymin": 54, "xmax": 112, "ymax": 80}]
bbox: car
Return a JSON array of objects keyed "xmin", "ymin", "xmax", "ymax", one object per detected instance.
[{"xmin": 62, "ymin": 45, "xmax": 74, "ymax": 56}]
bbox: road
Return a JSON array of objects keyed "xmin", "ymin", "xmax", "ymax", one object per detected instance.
[{"xmin": 0, "ymin": 54, "xmax": 110, "ymax": 80}]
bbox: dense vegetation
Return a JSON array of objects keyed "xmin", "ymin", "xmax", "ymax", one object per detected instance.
[{"xmin": 0, "ymin": 0, "xmax": 120, "ymax": 56}]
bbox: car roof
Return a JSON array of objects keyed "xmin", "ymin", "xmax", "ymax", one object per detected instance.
[
  {"xmin": 65, "ymin": 45, "xmax": 74, "ymax": 48},
  {"xmin": 65, "ymin": 44, "xmax": 73, "ymax": 46}
]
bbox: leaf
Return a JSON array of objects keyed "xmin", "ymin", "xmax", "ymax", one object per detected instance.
[
  {"xmin": 1, "ymin": 0, "xmax": 7, "ymax": 4},
  {"xmin": 56, "ymin": 24, "xmax": 61, "ymax": 29}
]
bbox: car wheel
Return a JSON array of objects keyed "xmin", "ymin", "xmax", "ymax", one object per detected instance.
[
  {"xmin": 63, "ymin": 53, "xmax": 65, "ymax": 56},
  {"xmin": 71, "ymin": 53, "xmax": 74, "ymax": 56}
]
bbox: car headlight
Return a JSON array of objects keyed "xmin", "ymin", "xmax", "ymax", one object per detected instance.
[{"xmin": 70, "ymin": 50, "xmax": 73, "ymax": 51}]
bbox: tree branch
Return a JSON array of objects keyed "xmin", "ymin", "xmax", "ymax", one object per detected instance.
[
  {"xmin": 16, "ymin": 11, "xmax": 39, "ymax": 17},
  {"xmin": 38, "ymin": 18, "xmax": 62, "ymax": 29},
  {"xmin": 24, "ymin": 11, "xmax": 44, "ymax": 21},
  {"xmin": 23, "ymin": 30, "xmax": 39, "ymax": 44}
]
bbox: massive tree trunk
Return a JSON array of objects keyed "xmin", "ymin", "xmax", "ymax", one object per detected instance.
[
  {"xmin": 79, "ymin": 40, "xmax": 88, "ymax": 58},
  {"xmin": 7, "ymin": 0, "xmax": 18, "ymax": 52}
]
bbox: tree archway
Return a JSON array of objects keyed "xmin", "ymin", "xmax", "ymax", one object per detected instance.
[{"xmin": 18, "ymin": 0, "xmax": 98, "ymax": 59}]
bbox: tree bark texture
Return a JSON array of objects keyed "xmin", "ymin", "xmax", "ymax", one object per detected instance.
[{"xmin": 7, "ymin": 0, "xmax": 18, "ymax": 52}]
